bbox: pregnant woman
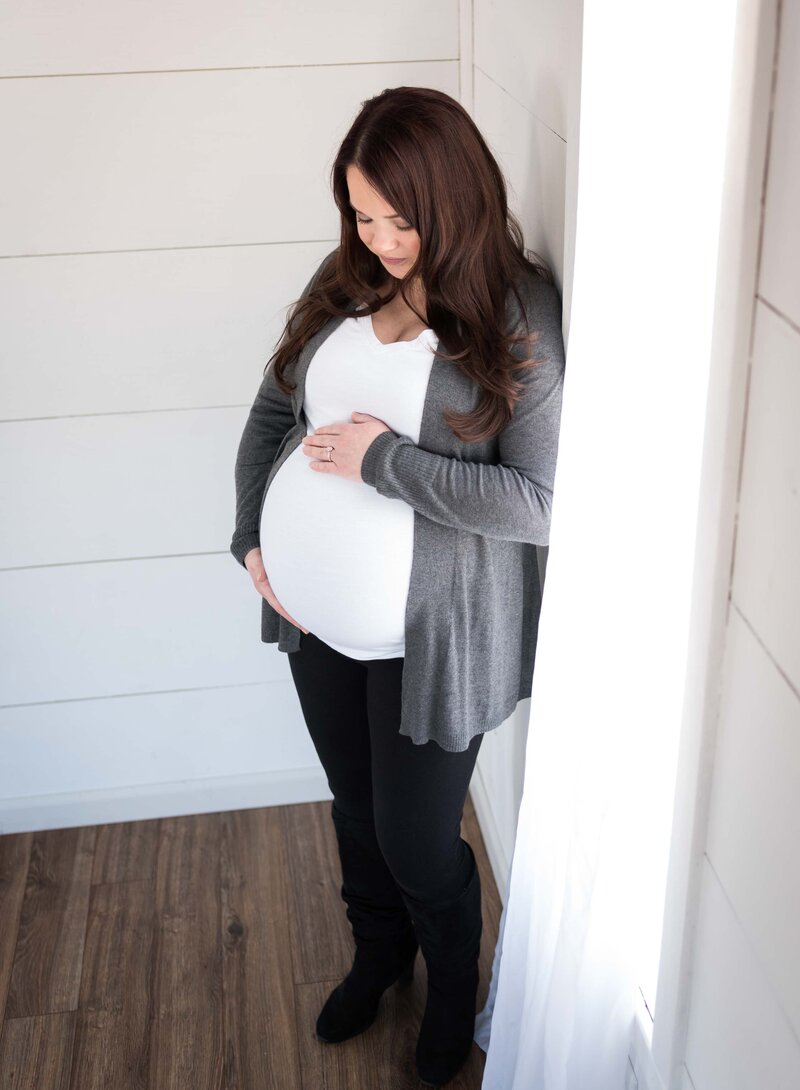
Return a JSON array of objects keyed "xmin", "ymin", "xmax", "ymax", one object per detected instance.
[{"xmin": 230, "ymin": 85, "xmax": 565, "ymax": 1087}]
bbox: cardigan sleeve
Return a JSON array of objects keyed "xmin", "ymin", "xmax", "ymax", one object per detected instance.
[
  {"xmin": 359, "ymin": 278, "xmax": 566, "ymax": 546},
  {"xmin": 230, "ymin": 247, "xmax": 338, "ymax": 566}
]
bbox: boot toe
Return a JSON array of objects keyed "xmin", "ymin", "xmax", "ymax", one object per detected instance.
[
  {"xmin": 314, "ymin": 942, "xmax": 418, "ymax": 1044},
  {"xmin": 315, "ymin": 978, "xmax": 381, "ymax": 1043}
]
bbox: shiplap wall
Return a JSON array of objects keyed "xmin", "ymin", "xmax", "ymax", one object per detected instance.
[
  {"xmin": 468, "ymin": 0, "xmax": 573, "ymax": 896},
  {"xmin": 680, "ymin": 3, "xmax": 800, "ymax": 1086},
  {"xmin": 0, "ymin": 2, "xmax": 460, "ymax": 831}
]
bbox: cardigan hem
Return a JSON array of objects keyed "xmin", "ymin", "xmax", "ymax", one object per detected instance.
[
  {"xmin": 395, "ymin": 693, "xmax": 523, "ymax": 753},
  {"xmin": 258, "ymin": 624, "xmax": 531, "ymax": 754}
]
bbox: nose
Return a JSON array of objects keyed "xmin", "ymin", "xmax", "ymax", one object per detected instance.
[{"xmin": 369, "ymin": 225, "xmax": 400, "ymax": 255}]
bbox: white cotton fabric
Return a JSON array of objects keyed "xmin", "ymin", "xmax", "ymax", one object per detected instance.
[{"xmin": 259, "ymin": 313, "xmax": 438, "ymax": 659}]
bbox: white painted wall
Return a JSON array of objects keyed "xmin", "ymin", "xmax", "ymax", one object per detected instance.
[
  {"xmin": 467, "ymin": 0, "xmax": 579, "ymax": 897},
  {"xmin": 0, "ymin": 0, "xmax": 577, "ymax": 880},
  {"xmin": 0, "ymin": 1, "xmax": 461, "ymax": 832},
  {"xmin": 679, "ymin": 3, "xmax": 800, "ymax": 1086}
]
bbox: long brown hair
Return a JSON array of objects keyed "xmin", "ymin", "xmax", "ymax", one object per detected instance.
[{"xmin": 268, "ymin": 86, "xmax": 554, "ymax": 443}]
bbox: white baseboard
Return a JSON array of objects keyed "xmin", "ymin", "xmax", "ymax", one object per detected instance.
[
  {"xmin": 6, "ymin": 752, "xmax": 514, "ymax": 906},
  {"xmin": 469, "ymin": 762, "xmax": 511, "ymax": 903},
  {"xmin": 0, "ymin": 766, "xmax": 332, "ymax": 834}
]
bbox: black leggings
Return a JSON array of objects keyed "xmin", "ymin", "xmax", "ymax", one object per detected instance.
[{"xmin": 288, "ymin": 631, "xmax": 483, "ymax": 905}]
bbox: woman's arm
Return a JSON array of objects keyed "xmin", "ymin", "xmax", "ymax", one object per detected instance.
[
  {"xmin": 230, "ymin": 247, "xmax": 337, "ymax": 566},
  {"xmin": 359, "ymin": 278, "xmax": 565, "ymax": 546},
  {"xmin": 230, "ymin": 363, "xmax": 296, "ymax": 565}
]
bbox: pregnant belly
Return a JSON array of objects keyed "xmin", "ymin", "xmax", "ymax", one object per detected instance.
[{"xmin": 259, "ymin": 444, "xmax": 414, "ymax": 658}]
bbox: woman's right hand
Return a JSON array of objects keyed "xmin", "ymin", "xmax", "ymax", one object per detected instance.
[{"xmin": 244, "ymin": 547, "xmax": 310, "ymax": 635}]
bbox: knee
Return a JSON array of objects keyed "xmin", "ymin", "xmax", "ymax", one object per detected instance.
[
  {"xmin": 375, "ymin": 816, "xmax": 467, "ymax": 903},
  {"xmin": 331, "ymin": 795, "xmax": 373, "ymax": 826}
]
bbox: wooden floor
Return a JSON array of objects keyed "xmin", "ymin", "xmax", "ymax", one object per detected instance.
[{"xmin": 0, "ymin": 792, "xmax": 499, "ymax": 1089}]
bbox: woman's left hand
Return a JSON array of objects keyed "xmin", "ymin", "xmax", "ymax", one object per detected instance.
[{"xmin": 302, "ymin": 411, "xmax": 392, "ymax": 483}]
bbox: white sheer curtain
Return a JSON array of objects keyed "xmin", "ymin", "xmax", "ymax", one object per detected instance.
[{"xmin": 474, "ymin": 2, "xmax": 740, "ymax": 1087}]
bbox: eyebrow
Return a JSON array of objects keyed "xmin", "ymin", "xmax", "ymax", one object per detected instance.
[{"xmin": 348, "ymin": 200, "xmax": 404, "ymax": 219}]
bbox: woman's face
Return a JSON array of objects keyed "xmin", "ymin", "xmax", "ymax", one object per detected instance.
[{"xmin": 346, "ymin": 164, "xmax": 421, "ymax": 279}]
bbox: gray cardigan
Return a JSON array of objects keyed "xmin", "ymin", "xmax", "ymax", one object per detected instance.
[{"xmin": 231, "ymin": 248, "xmax": 565, "ymax": 752}]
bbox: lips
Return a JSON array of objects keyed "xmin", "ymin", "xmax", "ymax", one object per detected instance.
[{"xmin": 382, "ymin": 257, "xmax": 406, "ymax": 265}]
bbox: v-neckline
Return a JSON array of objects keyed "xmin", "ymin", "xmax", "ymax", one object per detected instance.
[{"xmin": 361, "ymin": 312, "xmax": 434, "ymax": 348}]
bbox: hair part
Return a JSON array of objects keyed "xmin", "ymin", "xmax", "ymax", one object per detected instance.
[{"xmin": 267, "ymin": 85, "xmax": 554, "ymax": 443}]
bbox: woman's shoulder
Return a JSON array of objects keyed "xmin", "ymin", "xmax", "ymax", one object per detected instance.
[
  {"xmin": 298, "ymin": 246, "xmax": 340, "ymax": 301},
  {"xmin": 507, "ymin": 263, "xmax": 563, "ymax": 335},
  {"xmin": 303, "ymin": 247, "xmax": 562, "ymax": 335},
  {"xmin": 318, "ymin": 245, "xmax": 340, "ymax": 272}
]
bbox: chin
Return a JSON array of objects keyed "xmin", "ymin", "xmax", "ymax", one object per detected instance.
[{"xmin": 383, "ymin": 261, "xmax": 413, "ymax": 278}]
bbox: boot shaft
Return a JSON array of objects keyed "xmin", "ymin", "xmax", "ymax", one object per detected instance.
[
  {"xmin": 399, "ymin": 840, "xmax": 483, "ymax": 982},
  {"xmin": 330, "ymin": 800, "xmax": 416, "ymax": 946}
]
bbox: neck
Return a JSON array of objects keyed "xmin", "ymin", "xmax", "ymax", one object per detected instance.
[{"xmin": 382, "ymin": 276, "xmax": 426, "ymax": 311}]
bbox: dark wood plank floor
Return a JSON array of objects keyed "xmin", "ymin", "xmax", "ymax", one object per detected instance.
[{"xmin": 0, "ymin": 793, "xmax": 499, "ymax": 1089}]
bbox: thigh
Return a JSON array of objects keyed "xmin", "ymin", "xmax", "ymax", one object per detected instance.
[
  {"xmin": 287, "ymin": 631, "xmax": 373, "ymax": 819},
  {"xmin": 365, "ymin": 657, "xmax": 483, "ymax": 901}
]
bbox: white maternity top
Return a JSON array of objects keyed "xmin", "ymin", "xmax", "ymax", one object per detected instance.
[{"xmin": 259, "ymin": 311, "xmax": 439, "ymax": 659}]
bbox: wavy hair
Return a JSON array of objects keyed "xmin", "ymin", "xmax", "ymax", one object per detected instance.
[{"xmin": 267, "ymin": 85, "xmax": 554, "ymax": 443}]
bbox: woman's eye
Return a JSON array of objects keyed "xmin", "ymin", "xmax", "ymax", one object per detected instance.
[{"xmin": 356, "ymin": 216, "xmax": 414, "ymax": 233}]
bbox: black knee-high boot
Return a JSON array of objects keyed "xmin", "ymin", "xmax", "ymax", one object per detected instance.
[
  {"xmin": 315, "ymin": 800, "xmax": 419, "ymax": 1044},
  {"xmin": 399, "ymin": 840, "xmax": 482, "ymax": 1087}
]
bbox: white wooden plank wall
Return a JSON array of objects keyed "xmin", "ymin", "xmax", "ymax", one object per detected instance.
[
  {"xmin": 468, "ymin": 0, "xmax": 573, "ymax": 899},
  {"xmin": 682, "ymin": 3, "xmax": 800, "ymax": 1086},
  {"xmin": 0, "ymin": 0, "xmax": 460, "ymax": 831}
]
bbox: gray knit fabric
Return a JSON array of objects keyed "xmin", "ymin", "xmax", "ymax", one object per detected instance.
[{"xmin": 231, "ymin": 248, "xmax": 565, "ymax": 752}]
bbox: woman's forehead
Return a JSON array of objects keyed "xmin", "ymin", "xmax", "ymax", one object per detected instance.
[{"xmin": 346, "ymin": 165, "xmax": 401, "ymax": 216}]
